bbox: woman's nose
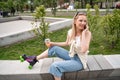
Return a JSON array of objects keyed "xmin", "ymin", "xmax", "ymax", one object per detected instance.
[{"xmin": 81, "ymin": 21, "xmax": 86, "ymax": 25}]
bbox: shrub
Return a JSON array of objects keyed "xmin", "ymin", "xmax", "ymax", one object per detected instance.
[
  {"xmin": 101, "ymin": 9, "xmax": 120, "ymax": 49},
  {"xmin": 32, "ymin": 5, "xmax": 49, "ymax": 49},
  {"xmin": 87, "ymin": 4, "xmax": 103, "ymax": 43}
]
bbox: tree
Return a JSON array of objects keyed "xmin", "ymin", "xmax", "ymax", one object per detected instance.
[
  {"xmin": 15, "ymin": 0, "xmax": 27, "ymax": 12},
  {"xmin": 81, "ymin": 0, "xmax": 84, "ymax": 8},
  {"xmin": 102, "ymin": 9, "xmax": 120, "ymax": 48},
  {"xmin": 33, "ymin": 0, "xmax": 40, "ymax": 8},
  {"xmin": 90, "ymin": 0, "xmax": 93, "ymax": 8},
  {"xmin": 7, "ymin": 0, "xmax": 15, "ymax": 16},
  {"xmin": 32, "ymin": 5, "xmax": 49, "ymax": 49},
  {"xmin": 51, "ymin": 0, "xmax": 57, "ymax": 16}
]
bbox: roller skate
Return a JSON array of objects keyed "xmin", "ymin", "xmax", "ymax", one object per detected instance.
[{"xmin": 20, "ymin": 54, "xmax": 38, "ymax": 69}]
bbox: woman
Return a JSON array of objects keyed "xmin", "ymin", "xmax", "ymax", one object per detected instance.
[{"xmin": 21, "ymin": 12, "xmax": 91, "ymax": 80}]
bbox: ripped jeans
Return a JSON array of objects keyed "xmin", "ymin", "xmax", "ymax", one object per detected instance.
[{"xmin": 48, "ymin": 46, "xmax": 83, "ymax": 77}]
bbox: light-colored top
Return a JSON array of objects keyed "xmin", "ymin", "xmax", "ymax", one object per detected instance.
[{"xmin": 68, "ymin": 29, "xmax": 89, "ymax": 69}]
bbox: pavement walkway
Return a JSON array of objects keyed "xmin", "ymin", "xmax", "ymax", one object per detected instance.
[
  {"xmin": 0, "ymin": 16, "xmax": 72, "ymax": 46},
  {"xmin": 0, "ymin": 17, "xmax": 72, "ymax": 38}
]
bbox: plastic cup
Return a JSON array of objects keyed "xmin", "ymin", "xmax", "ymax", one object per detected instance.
[{"xmin": 45, "ymin": 38, "xmax": 51, "ymax": 47}]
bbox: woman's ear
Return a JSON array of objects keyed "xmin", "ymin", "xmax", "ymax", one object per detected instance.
[{"xmin": 74, "ymin": 19, "xmax": 76, "ymax": 25}]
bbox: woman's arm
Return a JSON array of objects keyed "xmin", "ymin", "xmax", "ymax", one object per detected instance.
[
  {"xmin": 50, "ymin": 33, "xmax": 70, "ymax": 47},
  {"xmin": 80, "ymin": 29, "xmax": 92, "ymax": 53}
]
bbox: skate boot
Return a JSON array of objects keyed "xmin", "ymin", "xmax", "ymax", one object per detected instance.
[
  {"xmin": 20, "ymin": 54, "xmax": 38, "ymax": 69},
  {"xmin": 27, "ymin": 56, "xmax": 38, "ymax": 69},
  {"xmin": 20, "ymin": 54, "xmax": 27, "ymax": 62}
]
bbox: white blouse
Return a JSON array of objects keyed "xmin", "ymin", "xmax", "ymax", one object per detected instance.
[
  {"xmin": 68, "ymin": 29, "xmax": 89, "ymax": 69},
  {"xmin": 75, "ymin": 36, "xmax": 80, "ymax": 47}
]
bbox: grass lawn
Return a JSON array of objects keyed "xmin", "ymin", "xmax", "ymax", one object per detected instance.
[{"xmin": 0, "ymin": 27, "xmax": 120, "ymax": 60}]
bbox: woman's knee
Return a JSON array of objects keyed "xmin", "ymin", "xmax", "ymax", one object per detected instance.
[
  {"xmin": 48, "ymin": 46, "xmax": 70, "ymax": 60},
  {"xmin": 48, "ymin": 46, "xmax": 61, "ymax": 56},
  {"xmin": 52, "ymin": 46, "xmax": 61, "ymax": 51},
  {"xmin": 48, "ymin": 46, "xmax": 57, "ymax": 56}
]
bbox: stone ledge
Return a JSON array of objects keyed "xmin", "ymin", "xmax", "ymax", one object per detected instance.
[{"xmin": 0, "ymin": 55, "xmax": 120, "ymax": 80}]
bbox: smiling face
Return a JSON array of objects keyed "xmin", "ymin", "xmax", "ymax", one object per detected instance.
[
  {"xmin": 70, "ymin": 13, "xmax": 88, "ymax": 39},
  {"xmin": 74, "ymin": 14, "xmax": 87, "ymax": 31}
]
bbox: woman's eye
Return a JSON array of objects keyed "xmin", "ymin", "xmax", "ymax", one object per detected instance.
[
  {"xmin": 78, "ymin": 19, "xmax": 87, "ymax": 23},
  {"xmin": 84, "ymin": 20, "xmax": 87, "ymax": 22},
  {"xmin": 79, "ymin": 20, "xmax": 83, "ymax": 22}
]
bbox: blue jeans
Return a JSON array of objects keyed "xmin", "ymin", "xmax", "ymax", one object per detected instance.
[{"xmin": 48, "ymin": 46, "xmax": 83, "ymax": 77}]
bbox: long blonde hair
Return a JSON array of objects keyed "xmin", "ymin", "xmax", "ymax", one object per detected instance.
[{"xmin": 69, "ymin": 12, "xmax": 88, "ymax": 42}]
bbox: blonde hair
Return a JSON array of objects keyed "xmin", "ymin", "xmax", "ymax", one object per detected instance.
[{"xmin": 69, "ymin": 12, "xmax": 88, "ymax": 42}]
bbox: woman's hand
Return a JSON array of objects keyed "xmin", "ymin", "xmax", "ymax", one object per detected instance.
[
  {"xmin": 82, "ymin": 25, "xmax": 89, "ymax": 35},
  {"xmin": 81, "ymin": 25, "xmax": 91, "ymax": 53},
  {"xmin": 49, "ymin": 42, "xmax": 54, "ymax": 47}
]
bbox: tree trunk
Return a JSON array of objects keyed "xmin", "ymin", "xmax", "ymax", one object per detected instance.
[
  {"xmin": 90, "ymin": 0, "xmax": 93, "ymax": 8},
  {"xmin": 81, "ymin": 0, "xmax": 84, "ymax": 8},
  {"xmin": 84, "ymin": 0, "xmax": 87, "ymax": 7},
  {"xmin": 106, "ymin": 0, "xmax": 109, "ymax": 9},
  {"xmin": 100, "ymin": 2, "xmax": 103, "ymax": 9},
  {"xmin": 115, "ymin": 0, "xmax": 118, "ymax": 2}
]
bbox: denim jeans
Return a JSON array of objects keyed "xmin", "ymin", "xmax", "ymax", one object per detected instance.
[{"xmin": 48, "ymin": 46, "xmax": 83, "ymax": 77}]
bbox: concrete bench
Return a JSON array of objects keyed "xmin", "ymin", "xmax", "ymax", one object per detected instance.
[{"xmin": 0, "ymin": 54, "xmax": 120, "ymax": 80}]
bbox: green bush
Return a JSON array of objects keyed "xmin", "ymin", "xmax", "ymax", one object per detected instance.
[
  {"xmin": 102, "ymin": 9, "xmax": 120, "ymax": 49},
  {"xmin": 32, "ymin": 5, "xmax": 49, "ymax": 49},
  {"xmin": 87, "ymin": 4, "xmax": 103, "ymax": 43},
  {"xmin": 86, "ymin": 4, "xmax": 120, "ymax": 54},
  {"xmin": 86, "ymin": 4, "xmax": 108, "ymax": 54}
]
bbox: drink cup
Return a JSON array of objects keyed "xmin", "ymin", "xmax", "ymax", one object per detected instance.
[{"xmin": 45, "ymin": 38, "xmax": 51, "ymax": 47}]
